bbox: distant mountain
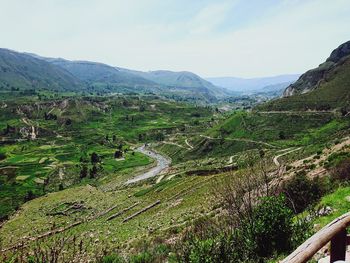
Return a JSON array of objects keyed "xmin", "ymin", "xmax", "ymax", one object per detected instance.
[
  {"xmin": 0, "ymin": 49, "xmax": 82, "ymax": 91},
  {"xmin": 119, "ymin": 68, "xmax": 231, "ymax": 99},
  {"xmin": 260, "ymin": 40, "xmax": 350, "ymax": 111},
  {"xmin": 206, "ymin": 74, "xmax": 300, "ymax": 93},
  {"xmin": 49, "ymin": 59, "xmax": 158, "ymax": 88},
  {"xmin": 255, "ymin": 81, "xmax": 295, "ymax": 97},
  {"xmin": 124, "ymin": 69, "xmax": 216, "ymax": 88},
  {"xmin": 1, "ymin": 49, "xmax": 232, "ymax": 103}
]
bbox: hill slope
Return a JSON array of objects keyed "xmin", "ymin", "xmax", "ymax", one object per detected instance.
[
  {"xmin": 260, "ymin": 41, "xmax": 350, "ymax": 111},
  {"xmin": 50, "ymin": 59, "xmax": 158, "ymax": 88},
  {"xmin": 0, "ymin": 49, "xmax": 83, "ymax": 91},
  {"xmin": 120, "ymin": 68, "xmax": 231, "ymax": 100},
  {"xmin": 284, "ymin": 41, "xmax": 350, "ymax": 97},
  {"xmin": 27, "ymin": 53, "xmax": 230, "ymax": 102}
]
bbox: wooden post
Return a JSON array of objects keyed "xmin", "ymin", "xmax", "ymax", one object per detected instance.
[{"xmin": 330, "ymin": 228, "xmax": 347, "ymax": 262}]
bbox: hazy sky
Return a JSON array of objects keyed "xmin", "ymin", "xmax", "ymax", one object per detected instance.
[{"xmin": 0, "ymin": 0, "xmax": 349, "ymax": 78}]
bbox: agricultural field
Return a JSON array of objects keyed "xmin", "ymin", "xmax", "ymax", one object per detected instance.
[
  {"xmin": 1, "ymin": 92, "xmax": 350, "ymax": 262},
  {"xmin": 0, "ymin": 94, "xmax": 216, "ymax": 220}
]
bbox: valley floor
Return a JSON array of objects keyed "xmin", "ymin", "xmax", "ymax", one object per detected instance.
[{"xmin": 1, "ymin": 95, "xmax": 350, "ymax": 262}]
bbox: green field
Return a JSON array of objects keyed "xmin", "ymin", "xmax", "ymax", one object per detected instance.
[{"xmin": 1, "ymin": 93, "xmax": 350, "ymax": 262}]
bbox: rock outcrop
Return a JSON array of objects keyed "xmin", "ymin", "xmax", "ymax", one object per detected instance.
[{"xmin": 283, "ymin": 41, "xmax": 350, "ymax": 97}]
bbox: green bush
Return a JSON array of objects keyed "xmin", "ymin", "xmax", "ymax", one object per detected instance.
[
  {"xmin": 130, "ymin": 251, "xmax": 153, "ymax": 263},
  {"xmin": 0, "ymin": 152, "xmax": 6, "ymax": 160},
  {"xmin": 325, "ymin": 152, "xmax": 350, "ymax": 168},
  {"xmin": 330, "ymin": 157, "xmax": 350, "ymax": 182},
  {"xmin": 252, "ymin": 196, "xmax": 293, "ymax": 257},
  {"xmin": 283, "ymin": 174, "xmax": 325, "ymax": 213},
  {"xmin": 102, "ymin": 254, "xmax": 124, "ymax": 263},
  {"xmin": 175, "ymin": 195, "xmax": 310, "ymax": 262}
]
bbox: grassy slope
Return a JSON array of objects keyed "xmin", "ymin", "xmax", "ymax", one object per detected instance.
[
  {"xmin": 1, "ymin": 93, "xmax": 350, "ymax": 260},
  {"xmin": 314, "ymin": 186, "xmax": 350, "ymax": 227},
  {"xmin": 0, "ymin": 96, "xmax": 214, "ymax": 219},
  {"xmin": 0, "ymin": 49, "xmax": 82, "ymax": 92},
  {"xmin": 260, "ymin": 58, "xmax": 350, "ymax": 111}
]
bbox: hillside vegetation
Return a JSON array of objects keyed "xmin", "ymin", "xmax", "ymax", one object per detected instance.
[
  {"xmin": 0, "ymin": 49, "xmax": 82, "ymax": 92},
  {"xmin": 1, "ymin": 41, "xmax": 350, "ymax": 262},
  {"xmin": 261, "ymin": 41, "xmax": 350, "ymax": 111}
]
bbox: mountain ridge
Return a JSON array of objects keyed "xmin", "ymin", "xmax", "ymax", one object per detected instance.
[
  {"xmin": 0, "ymin": 48, "xmax": 83, "ymax": 92},
  {"xmin": 260, "ymin": 40, "xmax": 350, "ymax": 111},
  {"xmin": 206, "ymin": 74, "xmax": 300, "ymax": 93},
  {"xmin": 283, "ymin": 40, "xmax": 350, "ymax": 97}
]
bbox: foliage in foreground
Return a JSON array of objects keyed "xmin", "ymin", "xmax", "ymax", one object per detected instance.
[{"xmin": 174, "ymin": 195, "xmax": 312, "ymax": 263}]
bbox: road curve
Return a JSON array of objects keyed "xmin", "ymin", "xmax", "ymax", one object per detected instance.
[
  {"xmin": 126, "ymin": 145, "xmax": 171, "ymax": 184},
  {"xmin": 273, "ymin": 147, "xmax": 302, "ymax": 166}
]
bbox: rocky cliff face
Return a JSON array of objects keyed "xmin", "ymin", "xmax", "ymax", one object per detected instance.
[{"xmin": 283, "ymin": 41, "xmax": 350, "ymax": 97}]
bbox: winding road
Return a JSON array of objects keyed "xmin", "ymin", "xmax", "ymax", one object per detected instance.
[
  {"xmin": 273, "ymin": 147, "xmax": 302, "ymax": 166},
  {"xmin": 185, "ymin": 139, "xmax": 194, "ymax": 149},
  {"xmin": 199, "ymin": 134, "xmax": 277, "ymax": 148},
  {"xmin": 125, "ymin": 145, "xmax": 171, "ymax": 184}
]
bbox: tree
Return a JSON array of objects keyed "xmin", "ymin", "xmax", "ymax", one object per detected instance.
[
  {"xmin": 80, "ymin": 164, "xmax": 88, "ymax": 179},
  {"xmin": 114, "ymin": 150, "xmax": 123, "ymax": 159},
  {"xmin": 0, "ymin": 152, "xmax": 6, "ymax": 161},
  {"xmin": 282, "ymin": 173, "xmax": 324, "ymax": 213},
  {"xmin": 90, "ymin": 165, "xmax": 98, "ymax": 178},
  {"xmin": 25, "ymin": 190, "xmax": 36, "ymax": 201},
  {"xmin": 91, "ymin": 152, "xmax": 100, "ymax": 164},
  {"xmin": 139, "ymin": 105, "xmax": 146, "ymax": 112},
  {"xmin": 279, "ymin": 131, "xmax": 286, "ymax": 140}
]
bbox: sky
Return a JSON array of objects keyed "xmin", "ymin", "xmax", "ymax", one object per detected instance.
[{"xmin": 0, "ymin": 0, "xmax": 349, "ymax": 78}]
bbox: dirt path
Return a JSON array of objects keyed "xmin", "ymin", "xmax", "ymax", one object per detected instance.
[
  {"xmin": 162, "ymin": 141, "xmax": 189, "ymax": 150},
  {"xmin": 199, "ymin": 134, "xmax": 277, "ymax": 148},
  {"xmin": 185, "ymin": 139, "xmax": 194, "ymax": 149},
  {"xmin": 257, "ymin": 110, "xmax": 335, "ymax": 114},
  {"xmin": 228, "ymin": 155, "xmax": 235, "ymax": 164},
  {"xmin": 273, "ymin": 147, "xmax": 303, "ymax": 166},
  {"xmin": 58, "ymin": 168, "xmax": 64, "ymax": 180},
  {"xmin": 126, "ymin": 145, "xmax": 171, "ymax": 184}
]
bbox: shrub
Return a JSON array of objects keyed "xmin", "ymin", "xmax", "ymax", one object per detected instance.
[
  {"xmin": 252, "ymin": 195, "xmax": 293, "ymax": 257},
  {"xmin": 0, "ymin": 152, "xmax": 6, "ymax": 160},
  {"xmin": 102, "ymin": 254, "xmax": 124, "ymax": 263},
  {"xmin": 130, "ymin": 251, "xmax": 153, "ymax": 263},
  {"xmin": 330, "ymin": 157, "xmax": 350, "ymax": 182},
  {"xmin": 114, "ymin": 150, "xmax": 123, "ymax": 159},
  {"xmin": 283, "ymin": 173, "xmax": 325, "ymax": 213},
  {"xmin": 175, "ymin": 195, "xmax": 309, "ymax": 262}
]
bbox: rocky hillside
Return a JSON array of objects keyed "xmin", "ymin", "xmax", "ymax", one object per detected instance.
[
  {"xmin": 259, "ymin": 41, "xmax": 350, "ymax": 111},
  {"xmin": 0, "ymin": 49, "xmax": 83, "ymax": 92},
  {"xmin": 283, "ymin": 41, "xmax": 350, "ymax": 97}
]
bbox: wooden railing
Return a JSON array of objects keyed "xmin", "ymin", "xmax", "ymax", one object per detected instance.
[{"xmin": 282, "ymin": 212, "xmax": 350, "ymax": 263}]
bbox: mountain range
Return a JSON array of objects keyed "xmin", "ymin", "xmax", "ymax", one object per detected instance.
[
  {"xmin": 1, "ymin": 48, "xmax": 303, "ymax": 103},
  {"xmin": 6, "ymin": 41, "xmax": 348, "ymax": 106},
  {"xmin": 206, "ymin": 74, "xmax": 300, "ymax": 94},
  {"xmin": 0, "ymin": 49, "xmax": 82, "ymax": 92},
  {"xmin": 0, "ymin": 50, "xmax": 233, "ymax": 103}
]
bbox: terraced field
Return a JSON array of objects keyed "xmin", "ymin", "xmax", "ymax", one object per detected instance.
[{"xmin": 1, "ymin": 93, "xmax": 350, "ymax": 261}]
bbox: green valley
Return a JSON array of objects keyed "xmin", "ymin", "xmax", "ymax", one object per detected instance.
[{"xmin": 0, "ymin": 13, "xmax": 350, "ymax": 263}]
